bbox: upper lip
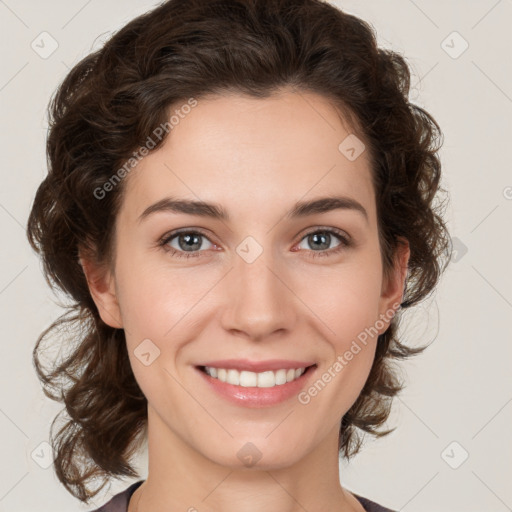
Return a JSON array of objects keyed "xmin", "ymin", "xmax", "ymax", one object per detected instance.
[{"xmin": 196, "ymin": 359, "xmax": 317, "ymax": 372}]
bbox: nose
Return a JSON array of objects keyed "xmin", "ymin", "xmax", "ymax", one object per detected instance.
[{"xmin": 219, "ymin": 250, "xmax": 297, "ymax": 341}]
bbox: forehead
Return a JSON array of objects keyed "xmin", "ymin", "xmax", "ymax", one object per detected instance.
[{"xmin": 119, "ymin": 90, "xmax": 376, "ymax": 225}]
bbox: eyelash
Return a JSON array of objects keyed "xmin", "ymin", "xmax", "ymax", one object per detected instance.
[{"xmin": 158, "ymin": 227, "xmax": 352, "ymax": 260}]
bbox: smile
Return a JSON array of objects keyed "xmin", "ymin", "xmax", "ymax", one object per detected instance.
[{"xmin": 200, "ymin": 366, "xmax": 311, "ymax": 388}]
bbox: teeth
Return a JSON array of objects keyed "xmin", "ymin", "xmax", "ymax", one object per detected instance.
[{"xmin": 204, "ymin": 366, "xmax": 308, "ymax": 387}]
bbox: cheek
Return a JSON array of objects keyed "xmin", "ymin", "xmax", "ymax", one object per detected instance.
[
  {"xmin": 304, "ymin": 252, "xmax": 383, "ymax": 340},
  {"xmin": 301, "ymin": 251, "xmax": 382, "ymax": 391},
  {"xmin": 114, "ymin": 248, "xmax": 202, "ymax": 336},
  {"xmin": 114, "ymin": 256, "xmax": 222, "ymax": 392},
  {"xmin": 114, "ymin": 259, "xmax": 197, "ymax": 404},
  {"xmin": 296, "ymin": 273, "xmax": 381, "ymax": 418}
]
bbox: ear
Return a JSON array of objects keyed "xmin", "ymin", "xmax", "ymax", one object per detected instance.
[
  {"xmin": 78, "ymin": 251, "xmax": 123, "ymax": 329},
  {"xmin": 377, "ymin": 237, "xmax": 410, "ymax": 334}
]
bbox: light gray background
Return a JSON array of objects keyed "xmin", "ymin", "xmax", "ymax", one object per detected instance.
[{"xmin": 1, "ymin": 1, "xmax": 511, "ymax": 511}]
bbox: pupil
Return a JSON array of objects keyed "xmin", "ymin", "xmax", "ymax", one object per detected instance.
[
  {"xmin": 310, "ymin": 232, "xmax": 329, "ymax": 250},
  {"xmin": 179, "ymin": 233, "xmax": 201, "ymax": 251}
]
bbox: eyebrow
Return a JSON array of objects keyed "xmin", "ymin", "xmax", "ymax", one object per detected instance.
[{"xmin": 137, "ymin": 195, "xmax": 368, "ymax": 224}]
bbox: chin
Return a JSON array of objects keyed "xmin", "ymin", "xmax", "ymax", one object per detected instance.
[{"xmin": 201, "ymin": 436, "xmax": 307, "ymax": 470}]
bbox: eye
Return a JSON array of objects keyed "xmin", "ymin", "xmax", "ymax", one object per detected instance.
[
  {"xmin": 159, "ymin": 230, "xmax": 216, "ymax": 259},
  {"xmin": 158, "ymin": 227, "xmax": 352, "ymax": 260},
  {"xmin": 294, "ymin": 228, "xmax": 351, "ymax": 258}
]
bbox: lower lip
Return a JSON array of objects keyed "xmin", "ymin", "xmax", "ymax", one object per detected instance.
[{"xmin": 195, "ymin": 365, "xmax": 317, "ymax": 408}]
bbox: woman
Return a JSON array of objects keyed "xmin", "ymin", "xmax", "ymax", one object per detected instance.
[{"xmin": 26, "ymin": 1, "xmax": 450, "ymax": 511}]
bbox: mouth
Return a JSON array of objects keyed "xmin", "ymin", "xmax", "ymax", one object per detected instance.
[
  {"xmin": 196, "ymin": 364, "xmax": 317, "ymax": 388},
  {"xmin": 194, "ymin": 363, "xmax": 318, "ymax": 408}
]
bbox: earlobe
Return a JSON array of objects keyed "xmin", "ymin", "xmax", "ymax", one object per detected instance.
[{"xmin": 79, "ymin": 255, "xmax": 123, "ymax": 329}]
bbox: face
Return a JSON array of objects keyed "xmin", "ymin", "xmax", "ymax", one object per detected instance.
[{"xmin": 82, "ymin": 89, "xmax": 408, "ymax": 470}]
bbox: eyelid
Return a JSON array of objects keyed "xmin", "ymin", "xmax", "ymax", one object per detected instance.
[
  {"xmin": 158, "ymin": 227, "xmax": 214, "ymax": 243},
  {"xmin": 296, "ymin": 225, "xmax": 351, "ymax": 244},
  {"xmin": 158, "ymin": 227, "xmax": 217, "ymax": 251},
  {"xmin": 158, "ymin": 226, "xmax": 353, "ymax": 259}
]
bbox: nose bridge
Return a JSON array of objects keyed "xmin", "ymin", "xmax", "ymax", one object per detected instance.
[{"xmin": 220, "ymin": 245, "xmax": 295, "ymax": 340}]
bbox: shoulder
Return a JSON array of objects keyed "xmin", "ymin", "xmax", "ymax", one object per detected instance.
[
  {"xmin": 352, "ymin": 492, "xmax": 397, "ymax": 512},
  {"xmin": 88, "ymin": 480, "xmax": 145, "ymax": 512}
]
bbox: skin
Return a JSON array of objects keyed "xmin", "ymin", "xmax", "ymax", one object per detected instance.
[{"xmin": 81, "ymin": 89, "xmax": 409, "ymax": 512}]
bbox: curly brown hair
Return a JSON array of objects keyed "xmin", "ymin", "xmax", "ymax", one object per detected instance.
[{"xmin": 26, "ymin": 0, "xmax": 450, "ymax": 503}]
